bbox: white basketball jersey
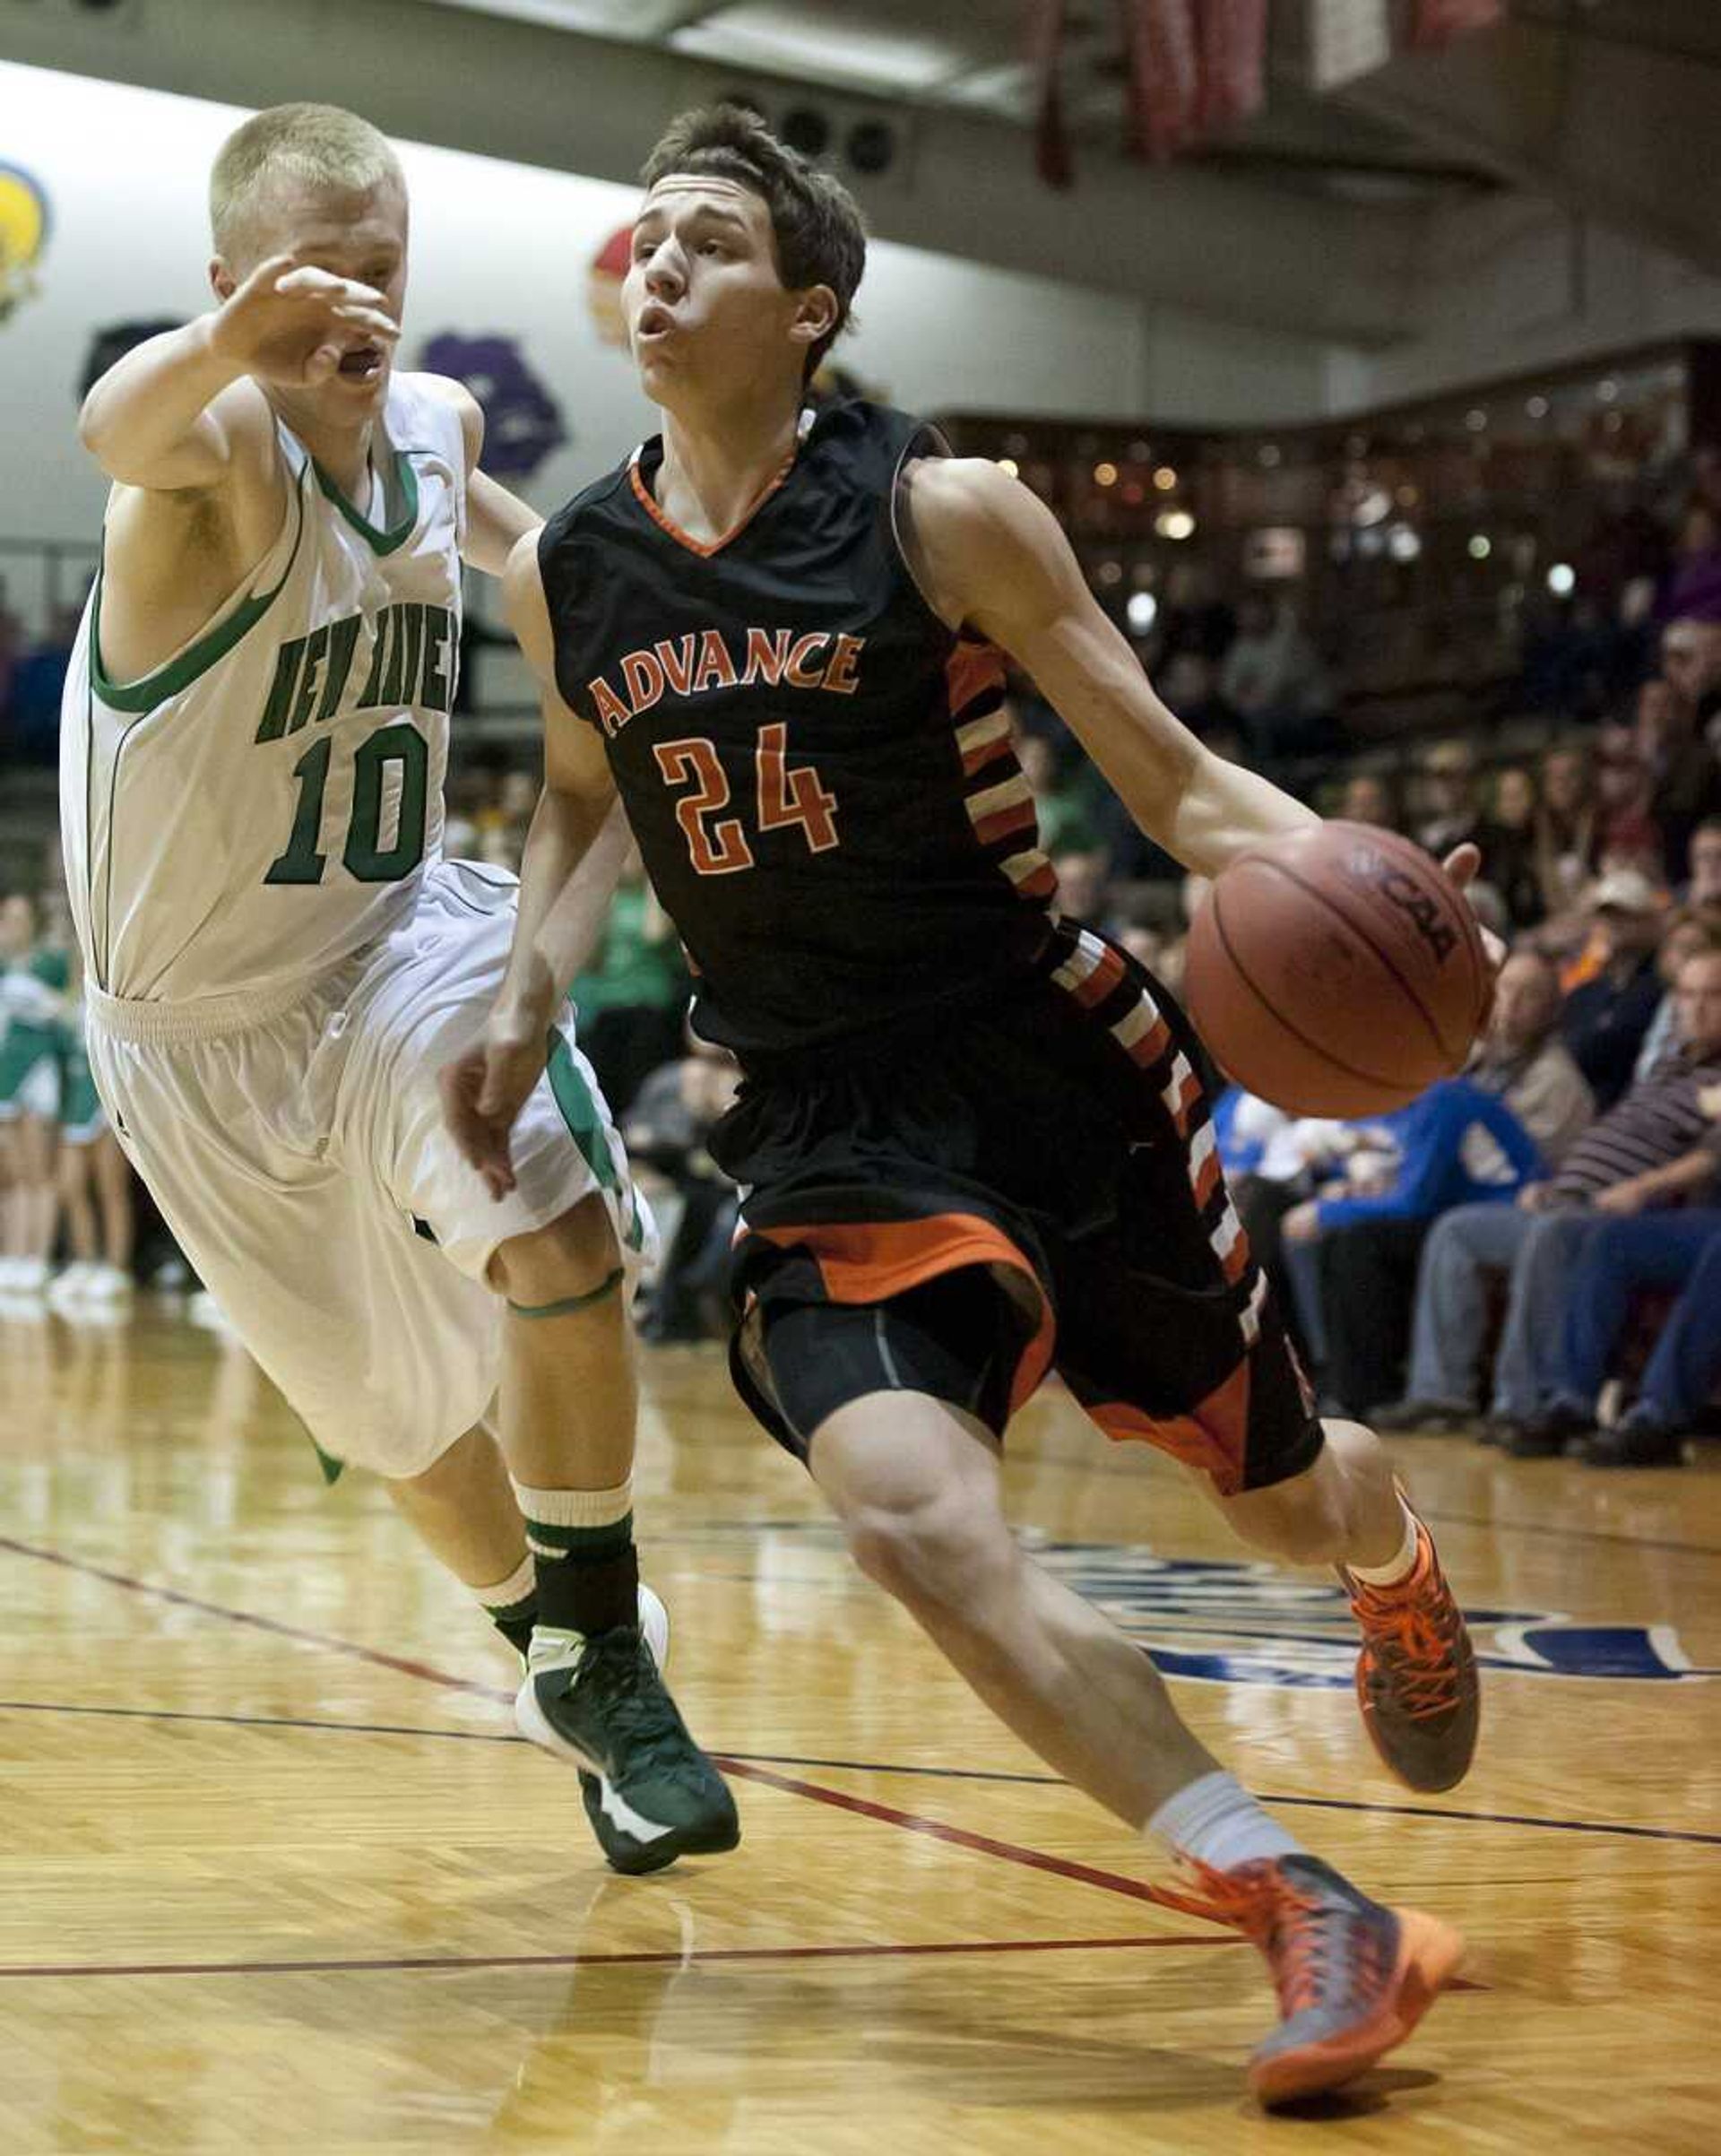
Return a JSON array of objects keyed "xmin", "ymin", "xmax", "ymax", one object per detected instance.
[{"xmin": 61, "ymin": 374, "xmax": 467, "ymax": 1001}]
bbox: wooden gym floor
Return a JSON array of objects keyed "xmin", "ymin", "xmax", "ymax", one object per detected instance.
[{"xmin": 1, "ymin": 1298, "xmax": 1717, "ymax": 2154}]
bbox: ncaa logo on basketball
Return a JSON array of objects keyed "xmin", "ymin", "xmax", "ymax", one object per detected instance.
[
  {"xmin": 0, "ymin": 163, "xmax": 51, "ymax": 326},
  {"xmin": 1352, "ymin": 843, "xmax": 1459, "ymax": 964}
]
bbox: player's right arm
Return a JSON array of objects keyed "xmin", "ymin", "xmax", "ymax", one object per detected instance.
[
  {"xmin": 78, "ymin": 258, "xmax": 399, "ymax": 490},
  {"xmin": 79, "ymin": 259, "xmax": 402, "ymax": 682},
  {"xmin": 441, "ymin": 529, "xmax": 632, "ymax": 1198}
]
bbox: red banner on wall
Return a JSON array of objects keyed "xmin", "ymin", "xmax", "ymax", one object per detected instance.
[
  {"xmin": 1411, "ymin": 0, "xmax": 1505, "ymax": 47},
  {"xmin": 1033, "ymin": 0, "xmax": 1075, "ymax": 188},
  {"xmin": 1121, "ymin": 0, "xmax": 1201, "ymax": 164},
  {"xmin": 1198, "ymin": 0, "xmax": 1268, "ymax": 129}
]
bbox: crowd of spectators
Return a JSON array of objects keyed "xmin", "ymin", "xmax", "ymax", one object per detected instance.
[
  {"xmin": 5, "ymin": 446, "xmax": 1720, "ymax": 1458},
  {"xmin": 0, "ymin": 584, "xmax": 84, "ymax": 766}
]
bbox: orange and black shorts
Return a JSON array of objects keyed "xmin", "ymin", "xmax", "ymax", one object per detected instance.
[{"xmin": 712, "ymin": 926, "xmax": 1324, "ymax": 1498}]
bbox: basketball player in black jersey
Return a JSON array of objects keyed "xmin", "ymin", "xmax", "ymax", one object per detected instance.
[{"xmin": 444, "ymin": 107, "xmax": 1481, "ymax": 2108}]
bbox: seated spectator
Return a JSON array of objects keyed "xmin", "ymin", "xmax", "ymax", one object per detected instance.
[
  {"xmin": 1210, "ymin": 1085, "xmax": 1292, "ymax": 1182},
  {"xmin": 569, "ymin": 852, "xmax": 690, "ymax": 1118},
  {"xmin": 1539, "ymin": 1212, "xmax": 1721, "ymax": 1468},
  {"xmin": 1226, "ymin": 1107, "xmax": 1392, "ymax": 1365},
  {"xmin": 1380, "ymin": 945, "xmax": 1721, "ymax": 1450},
  {"xmin": 7, "ymin": 604, "xmax": 82, "ymax": 763},
  {"xmin": 1413, "ymin": 740, "xmax": 1481, "ymax": 861},
  {"xmin": 1634, "ymin": 672, "xmax": 1721, "ymax": 879},
  {"xmin": 1115, "ymin": 921, "xmax": 1167, "ymax": 979},
  {"xmin": 1337, "ymin": 771, "xmax": 1397, "ymax": 828},
  {"xmin": 1218, "ymin": 594, "xmax": 1329, "ymax": 760},
  {"xmin": 1475, "ymin": 766, "xmax": 1544, "ymax": 929},
  {"xmin": 1291, "ymin": 952, "xmax": 1590, "ymax": 1418},
  {"xmin": 623, "ymin": 1045, "xmax": 739, "ymax": 1343},
  {"xmin": 1051, "ymin": 845, "xmax": 1120, "ymax": 934},
  {"xmin": 1533, "ymin": 741, "xmax": 1597, "ymax": 918},
  {"xmin": 1679, "ymin": 816, "xmax": 1721, "ymax": 910},
  {"xmin": 1158, "ymin": 650, "xmax": 1240, "ymax": 743},
  {"xmin": 1657, "ymin": 500, "xmax": 1721, "ymax": 628},
  {"xmin": 1591, "ymin": 724, "xmax": 1664, "ymax": 869},
  {"xmin": 1279, "ymin": 1081, "xmax": 1538, "ymax": 1396},
  {"xmin": 1659, "ymin": 615, "xmax": 1721, "ymax": 746},
  {"xmin": 1559, "ymin": 868, "xmax": 1666, "ymax": 1109},
  {"xmin": 1633, "ymin": 906, "xmax": 1721, "ymax": 1080},
  {"xmin": 0, "ymin": 577, "xmax": 22, "ymax": 745},
  {"xmin": 1015, "ymin": 728, "xmax": 1095, "ymax": 856}
]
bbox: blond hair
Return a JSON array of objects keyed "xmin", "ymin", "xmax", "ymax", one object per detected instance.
[{"xmin": 210, "ymin": 103, "xmax": 404, "ymax": 259}]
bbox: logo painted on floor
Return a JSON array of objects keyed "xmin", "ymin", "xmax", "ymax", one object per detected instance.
[{"xmin": 1024, "ymin": 1539, "xmax": 1717, "ymax": 1688}]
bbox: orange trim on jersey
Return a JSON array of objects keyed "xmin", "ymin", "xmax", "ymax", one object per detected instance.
[
  {"xmin": 1128, "ymin": 1015, "xmax": 1173, "ymax": 1068},
  {"xmin": 628, "ymin": 450, "xmax": 797, "ymax": 560},
  {"xmin": 946, "ymin": 638, "xmax": 1006, "ymax": 719},
  {"xmin": 748, "ymin": 1210, "xmax": 1056, "ymax": 1418},
  {"xmin": 1069, "ymin": 943, "xmax": 1128, "ymax": 1011},
  {"xmin": 1083, "ymin": 1359, "xmax": 1252, "ymax": 1497},
  {"xmin": 973, "ymin": 799, "xmax": 1039, "ymax": 847},
  {"xmin": 961, "ymin": 733, "xmax": 1016, "ymax": 779},
  {"xmin": 1192, "ymin": 1145, "xmax": 1223, "ymax": 1211}
]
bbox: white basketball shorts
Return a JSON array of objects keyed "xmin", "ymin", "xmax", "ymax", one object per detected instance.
[{"xmin": 86, "ymin": 859, "xmax": 653, "ymax": 1478}]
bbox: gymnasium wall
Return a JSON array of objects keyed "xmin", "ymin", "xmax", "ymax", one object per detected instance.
[
  {"xmin": 1343, "ymin": 192, "xmax": 1721, "ymax": 411},
  {"xmin": 0, "ymin": 57, "xmax": 1345, "ymax": 584}
]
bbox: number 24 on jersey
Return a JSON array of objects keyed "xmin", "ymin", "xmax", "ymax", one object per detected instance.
[{"xmin": 655, "ymin": 721, "xmax": 838, "ymax": 876}]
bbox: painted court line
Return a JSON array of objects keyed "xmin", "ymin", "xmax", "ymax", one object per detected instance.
[
  {"xmin": 0, "ymin": 1934, "xmax": 1230, "ymax": 1983},
  {"xmin": 0, "ymin": 1532, "xmax": 1178, "ymax": 1909},
  {"xmin": 0, "ymin": 1535, "xmax": 506, "ymax": 1702},
  {"xmin": 5, "ymin": 1698, "xmax": 1710, "ymax": 1850}
]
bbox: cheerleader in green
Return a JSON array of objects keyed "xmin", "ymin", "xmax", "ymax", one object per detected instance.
[
  {"xmin": 0, "ymin": 893, "xmax": 68, "ymax": 1294},
  {"xmin": 52, "ymin": 981, "xmax": 134, "ymax": 1306}
]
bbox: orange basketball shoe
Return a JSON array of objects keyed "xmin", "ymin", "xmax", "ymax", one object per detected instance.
[
  {"xmin": 1157, "ymin": 1855, "xmax": 1465, "ymax": 2108},
  {"xmin": 1342, "ymin": 1509, "xmax": 1479, "ymax": 1793}
]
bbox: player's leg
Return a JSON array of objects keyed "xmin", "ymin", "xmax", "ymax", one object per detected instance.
[
  {"xmin": 1055, "ymin": 1170, "xmax": 1479, "ymax": 1796},
  {"xmin": 0, "ymin": 1119, "xmax": 19, "ymax": 1282},
  {"xmin": 58, "ymin": 1136, "xmax": 98, "ymax": 1264},
  {"xmin": 1218, "ymin": 1414, "xmax": 1477, "ymax": 1793},
  {"xmin": 484, "ymin": 1193, "xmax": 738, "ymax": 1874},
  {"xmin": 15, "ymin": 1105, "xmax": 59, "ymax": 1286},
  {"xmin": 381, "ymin": 1421, "xmax": 539, "ymax": 1653},
  {"xmin": 773, "ymin": 1286, "xmax": 1462, "ymax": 2108},
  {"xmin": 91, "ymin": 1128, "xmax": 135, "ymax": 1288},
  {"xmin": 359, "ymin": 864, "xmax": 735, "ymax": 1872}
]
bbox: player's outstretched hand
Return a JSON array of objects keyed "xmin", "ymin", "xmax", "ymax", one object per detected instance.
[
  {"xmin": 440, "ymin": 1027, "xmax": 547, "ymax": 1202},
  {"xmin": 1440, "ymin": 842, "xmax": 1508, "ymax": 978},
  {"xmin": 207, "ymin": 254, "xmax": 401, "ymax": 390}
]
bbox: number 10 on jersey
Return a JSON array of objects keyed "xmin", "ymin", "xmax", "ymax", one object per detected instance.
[{"xmin": 655, "ymin": 722, "xmax": 838, "ymax": 876}]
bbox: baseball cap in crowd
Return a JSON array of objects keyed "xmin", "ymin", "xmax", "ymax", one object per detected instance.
[{"xmin": 1590, "ymin": 867, "xmax": 1665, "ymax": 915}]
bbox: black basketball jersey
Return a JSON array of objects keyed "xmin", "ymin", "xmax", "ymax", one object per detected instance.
[{"xmin": 538, "ymin": 400, "xmax": 1056, "ymax": 1055}]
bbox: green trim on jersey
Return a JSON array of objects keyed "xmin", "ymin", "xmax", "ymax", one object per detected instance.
[
  {"xmin": 544, "ymin": 1023, "xmax": 644, "ymax": 1255},
  {"xmin": 89, "ymin": 463, "xmax": 310, "ymax": 714},
  {"xmin": 312, "ymin": 447, "xmax": 423, "ymax": 557}
]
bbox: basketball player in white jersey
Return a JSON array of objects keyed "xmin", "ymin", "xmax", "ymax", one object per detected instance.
[{"xmin": 58, "ymin": 103, "xmax": 737, "ymax": 1875}]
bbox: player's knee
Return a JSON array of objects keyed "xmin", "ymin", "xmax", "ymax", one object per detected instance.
[
  {"xmin": 489, "ymin": 1192, "xmax": 619, "ymax": 1305},
  {"xmin": 843, "ymin": 1488, "xmax": 1013, "ymax": 1611}
]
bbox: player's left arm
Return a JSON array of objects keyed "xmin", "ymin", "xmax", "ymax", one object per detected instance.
[
  {"xmin": 423, "ymin": 377, "xmax": 541, "ymax": 575},
  {"xmin": 901, "ymin": 456, "xmax": 1316, "ymax": 878}
]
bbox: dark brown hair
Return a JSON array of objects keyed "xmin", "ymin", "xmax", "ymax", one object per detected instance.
[{"xmin": 641, "ymin": 105, "xmax": 866, "ymax": 378}]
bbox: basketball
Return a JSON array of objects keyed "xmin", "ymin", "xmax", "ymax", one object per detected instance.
[{"xmin": 1184, "ymin": 820, "xmax": 1492, "ymax": 1116}]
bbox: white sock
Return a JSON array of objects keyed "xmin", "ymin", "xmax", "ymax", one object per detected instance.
[
  {"xmin": 469, "ymin": 1551, "xmax": 536, "ymax": 1614},
  {"xmin": 1146, "ymin": 1771, "xmax": 1304, "ymax": 1872},
  {"xmin": 1348, "ymin": 1499, "xmax": 1422, "ymax": 1588}
]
